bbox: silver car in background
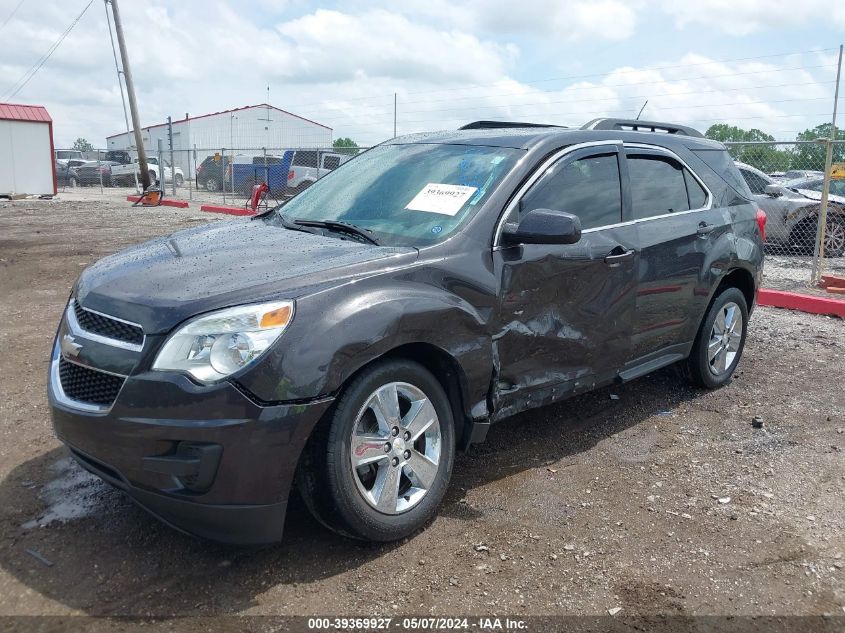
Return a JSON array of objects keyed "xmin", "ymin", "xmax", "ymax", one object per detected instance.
[{"xmin": 735, "ymin": 162, "xmax": 845, "ymax": 257}]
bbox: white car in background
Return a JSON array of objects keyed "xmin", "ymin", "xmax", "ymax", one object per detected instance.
[
  {"xmin": 286, "ymin": 150, "xmax": 350, "ymax": 194},
  {"xmin": 111, "ymin": 156, "xmax": 184, "ymax": 187},
  {"xmin": 736, "ymin": 161, "xmax": 845, "ymax": 257}
]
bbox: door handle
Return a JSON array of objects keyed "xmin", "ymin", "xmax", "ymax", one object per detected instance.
[
  {"xmin": 604, "ymin": 249, "xmax": 635, "ymax": 266},
  {"xmin": 697, "ymin": 222, "xmax": 716, "ymax": 236}
]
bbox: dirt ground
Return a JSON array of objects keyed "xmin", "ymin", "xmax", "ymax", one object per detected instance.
[{"xmin": 0, "ymin": 193, "xmax": 843, "ymax": 621}]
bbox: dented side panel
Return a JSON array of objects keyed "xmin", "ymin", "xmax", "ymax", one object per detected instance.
[{"xmin": 490, "ymin": 225, "xmax": 638, "ymax": 420}]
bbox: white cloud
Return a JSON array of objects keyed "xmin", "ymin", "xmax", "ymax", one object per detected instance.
[
  {"xmin": 659, "ymin": 0, "xmax": 845, "ymax": 35},
  {"xmin": 0, "ymin": 1, "xmax": 836, "ymax": 147}
]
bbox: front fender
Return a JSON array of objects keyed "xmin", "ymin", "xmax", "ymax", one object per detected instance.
[{"xmin": 236, "ymin": 279, "xmax": 494, "ymax": 416}]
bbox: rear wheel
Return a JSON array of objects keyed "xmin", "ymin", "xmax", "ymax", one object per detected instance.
[
  {"xmin": 68, "ymin": 176, "xmax": 78, "ymax": 189},
  {"xmin": 298, "ymin": 360, "xmax": 455, "ymax": 541},
  {"xmin": 686, "ymin": 287, "xmax": 748, "ymax": 389},
  {"xmin": 174, "ymin": 173, "xmax": 184, "ymax": 187},
  {"xmin": 204, "ymin": 177, "xmax": 219, "ymax": 192},
  {"xmin": 824, "ymin": 217, "xmax": 845, "ymax": 258},
  {"xmin": 790, "ymin": 213, "xmax": 845, "ymax": 257}
]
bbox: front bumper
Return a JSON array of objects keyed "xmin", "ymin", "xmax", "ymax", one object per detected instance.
[{"xmin": 49, "ymin": 339, "xmax": 333, "ymax": 545}]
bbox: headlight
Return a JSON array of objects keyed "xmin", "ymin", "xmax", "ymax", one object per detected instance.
[{"xmin": 152, "ymin": 300, "xmax": 294, "ymax": 383}]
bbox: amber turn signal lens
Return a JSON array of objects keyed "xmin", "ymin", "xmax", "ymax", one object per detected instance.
[{"xmin": 260, "ymin": 305, "xmax": 292, "ymax": 328}]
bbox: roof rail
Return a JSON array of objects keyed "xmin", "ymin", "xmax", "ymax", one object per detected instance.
[
  {"xmin": 582, "ymin": 118, "xmax": 704, "ymax": 138},
  {"xmin": 459, "ymin": 120, "xmax": 566, "ymax": 130}
]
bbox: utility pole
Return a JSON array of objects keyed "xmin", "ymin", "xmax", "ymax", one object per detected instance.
[
  {"xmin": 109, "ymin": 0, "xmax": 150, "ymax": 190},
  {"xmin": 103, "ymin": 0, "xmax": 139, "ymax": 193},
  {"xmin": 811, "ymin": 43, "xmax": 843, "ymax": 283},
  {"xmin": 167, "ymin": 115, "xmax": 175, "ymax": 195}
]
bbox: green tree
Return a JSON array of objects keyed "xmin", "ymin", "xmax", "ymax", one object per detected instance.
[
  {"xmin": 704, "ymin": 124, "xmax": 791, "ymax": 172},
  {"xmin": 791, "ymin": 123, "xmax": 845, "ymax": 171},
  {"xmin": 71, "ymin": 138, "xmax": 94, "ymax": 152},
  {"xmin": 332, "ymin": 137, "xmax": 359, "ymax": 155}
]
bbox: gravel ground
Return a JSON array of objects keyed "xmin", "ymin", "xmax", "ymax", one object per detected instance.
[{"xmin": 0, "ymin": 193, "xmax": 843, "ymax": 621}]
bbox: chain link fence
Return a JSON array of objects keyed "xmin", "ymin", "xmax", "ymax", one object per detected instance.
[
  {"xmin": 724, "ymin": 140, "xmax": 844, "ymax": 292},
  {"xmin": 54, "ymin": 145, "xmax": 368, "ymax": 208}
]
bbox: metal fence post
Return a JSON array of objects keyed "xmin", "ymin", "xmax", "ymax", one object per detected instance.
[
  {"xmin": 221, "ymin": 147, "xmax": 226, "ymax": 205},
  {"xmin": 810, "ymin": 44, "xmax": 843, "ymax": 285}
]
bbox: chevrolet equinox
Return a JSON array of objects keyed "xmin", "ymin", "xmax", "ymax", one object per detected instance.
[{"xmin": 49, "ymin": 119, "xmax": 765, "ymax": 544}]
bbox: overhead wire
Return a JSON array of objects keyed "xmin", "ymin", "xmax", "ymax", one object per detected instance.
[{"xmin": 2, "ymin": 0, "xmax": 95, "ymax": 101}]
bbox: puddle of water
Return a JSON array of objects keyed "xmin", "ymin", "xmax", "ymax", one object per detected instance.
[{"xmin": 22, "ymin": 457, "xmax": 107, "ymax": 529}]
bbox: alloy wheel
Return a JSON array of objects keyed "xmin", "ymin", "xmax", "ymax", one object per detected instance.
[
  {"xmin": 349, "ymin": 382, "xmax": 441, "ymax": 515},
  {"xmin": 825, "ymin": 221, "xmax": 845, "ymax": 257},
  {"xmin": 707, "ymin": 301, "xmax": 743, "ymax": 375}
]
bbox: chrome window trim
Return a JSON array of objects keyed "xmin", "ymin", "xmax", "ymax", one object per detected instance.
[
  {"xmin": 68, "ymin": 300, "xmax": 145, "ymax": 352},
  {"xmin": 49, "ymin": 339, "xmax": 127, "ymax": 414},
  {"xmin": 492, "ymin": 140, "xmax": 622, "ymax": 248},
  {"xmin": 492, "ymin": 141, "xmax": 714, "ymax": 246}
]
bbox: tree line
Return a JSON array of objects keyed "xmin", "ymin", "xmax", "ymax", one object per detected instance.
[{"xmin": 705, "ymin": 123, "xmax": 845, "ymax": 173}]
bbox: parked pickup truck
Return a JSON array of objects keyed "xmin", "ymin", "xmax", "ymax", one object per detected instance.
[
  {"xmin": 226, "ymin": 152, "xmax": 294, "ymax": 193},
  {"xmin": 111, "ymin": 156, "xmax": 184, "ymax": 187},
  {"xmin": 286, "ymin": 150, "xmax": 350, "ymax": 194}
]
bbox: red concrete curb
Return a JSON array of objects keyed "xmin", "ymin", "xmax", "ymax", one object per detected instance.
[
  {"xmin": 126, "ymin": 195, "xmax": 189, "ymax": 208},
  {"xmin": 758, "ymin": 289, "xmax": 845, "ymax": 318},
  {"xmin": 199, "ymin": 204, "xmax": 256, "ymax": 216}
]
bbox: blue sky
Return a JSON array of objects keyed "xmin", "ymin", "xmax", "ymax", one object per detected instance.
[{"xmin": 0, "ymin": 0, "xmax": 842, "ymax": 147}]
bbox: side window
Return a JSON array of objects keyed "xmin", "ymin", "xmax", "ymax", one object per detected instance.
[
  {"xmin": 520, "ymin": 153, "xmax": 622, "ymax": 230},
  {"xmin": 685, "ymin": 170, "xmax": 708, "ymax": 208},
  {"xmin": 628, "ymin": 154, "xmax": 697, "ymax": 219},
  {"xmin": 740, "ymin": 169, "xmax": 768, "ymax": 195},
  {"xmin": 323, "ymin": 155, "xmax": 341, "ymax": 170}
]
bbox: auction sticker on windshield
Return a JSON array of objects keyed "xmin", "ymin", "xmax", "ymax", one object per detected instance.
[{"xmin": 406, "ymin": 183, "xmax": 478, "ymax": 216}]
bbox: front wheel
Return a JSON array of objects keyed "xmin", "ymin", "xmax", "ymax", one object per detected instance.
[
  {"xmin": 68, "ymin": 176, "xmax": 78, "ymax": 189},
  {"xmin": 174, "ymin": 173, "xmax": 184, "ymax": 187},
  {"xmin": 204, "ymin": 177, "xmax": 219, "ymax": 192},
  {"xmin": 686, "ymin": 287, "xmax": 748, "ymax": 389},
  {"xmin": 298, "ymin": 360, "xmax": 455, "ymax": 541}
]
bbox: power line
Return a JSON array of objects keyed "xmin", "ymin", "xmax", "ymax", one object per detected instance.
[
  {"xmin": 274, "ymin": 63, "xmax": 838, "ymax": 121},
  {"xmin": 2, "ymin": 0, "xmax": 94, "ymax": 101},
  {"xmin": 272, "ymin": 47, "xmax": 840, "ymax": 111},
  {"xmin": 0, "ymin": 0, "xmax": 26, "ymax": 30}
]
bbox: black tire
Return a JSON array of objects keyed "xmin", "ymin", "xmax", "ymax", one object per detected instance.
[
  {"xmin": 204, "ymin": 177, "xmax": 219, "ymax": 192},
  {"xmin": 174, "ymin": 173, "xmax": 184, "ymax": 187},
  {"xmin": 68, "ymin": 176, "xmax": 78, "ymax": 189},
  {"xmin": 686, "ymin": 287, "xmax": 749, "ymax": 389},
  {"xmin": 298, "ymin": 359, "xmax": 455, "ymax": 541},
  {"xmin": 148, "ymin": 170, "xmax": 157, "ymax": 185}
]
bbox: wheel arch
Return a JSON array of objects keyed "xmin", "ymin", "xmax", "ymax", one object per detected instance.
[
  {"xmin": 717, "ymin": 267, "xmax": 756, "ymax": 312},
  {"xmin": 339, "ymin": 342, "xmax": 475, "ymax": 450}
]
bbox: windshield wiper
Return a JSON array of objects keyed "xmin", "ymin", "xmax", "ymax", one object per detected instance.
[
  {"xmin": 274, "ymin": 212, "xmax": 322, "ymax": 236},
  {"xmin": 293, "ymin": 219, "xmax": 380, "ymax": 245}
]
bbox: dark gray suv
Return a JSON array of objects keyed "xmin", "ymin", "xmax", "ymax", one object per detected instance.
[{"xmin": 48, "ymin": 119, "xmax": 765, "ymax": 544}]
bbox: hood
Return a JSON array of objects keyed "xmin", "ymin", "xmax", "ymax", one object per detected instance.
[
  {"xmin": 76, "ymin": 218, "xmax": 417, "ymax": 334},
  {"xmin": 790, "ymin": 188, "xmax": 845, "ymax": 206}
]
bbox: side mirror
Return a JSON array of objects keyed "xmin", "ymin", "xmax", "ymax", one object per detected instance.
[
  {"xmin": 764, "ymin": 184, "xmax": 783, "ymax": 198},
  {"xmin": 502, "ymin": 208, "xmax": 582, "ymax": 245}
]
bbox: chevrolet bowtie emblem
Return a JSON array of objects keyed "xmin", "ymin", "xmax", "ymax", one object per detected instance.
[{"xmin": 61, "ymin": 334, "xmax": 83, "ymax": 358}]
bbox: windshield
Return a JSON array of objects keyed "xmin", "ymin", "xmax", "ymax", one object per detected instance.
[{"xmin": 277, "ymin": 143, "xmax": 523, "ymax": 246}]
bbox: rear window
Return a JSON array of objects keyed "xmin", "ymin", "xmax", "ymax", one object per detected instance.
[
  {"xmin": 292, "ymin": 151, "xmax": 318, "ymax": 167},
  {"xmin": 692, "ymin": 149, "xmax": 752, "ymax": 198}
]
